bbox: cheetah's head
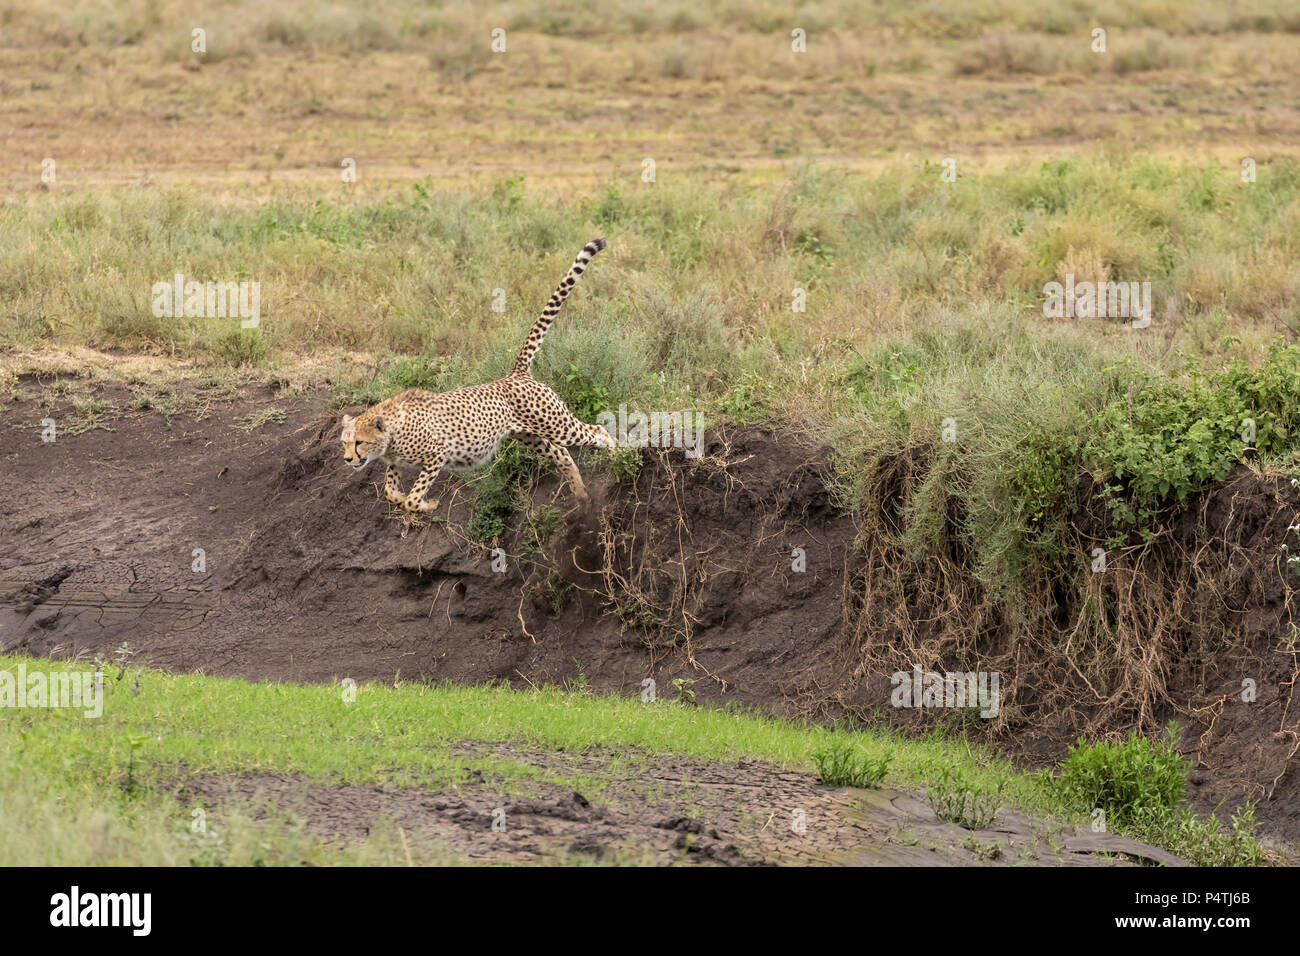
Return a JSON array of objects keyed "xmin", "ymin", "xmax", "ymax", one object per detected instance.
[{"xmin": 340, "ymin": 412, "xmax": 390, "ymax": 471}]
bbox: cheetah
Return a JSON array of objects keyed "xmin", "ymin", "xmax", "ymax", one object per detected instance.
[{"xmin": 340, "ymin": 238, "xmax": 616, "ymax": 513}]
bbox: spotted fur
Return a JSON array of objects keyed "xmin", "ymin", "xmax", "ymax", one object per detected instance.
[{"xmin": 340, "ymin": 238, "xmax": 614, "ymax": 512}]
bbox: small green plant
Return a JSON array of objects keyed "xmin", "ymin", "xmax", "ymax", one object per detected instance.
[
  {"xmin": 562, "ymin": 364, "xmax": 611, "ymax": 422},
  {"xmin": 491, "ymin": 173, "xmax": 527, "ymax": 211},
  {"xmin": 594, "ymin": 183, "xmax": 626, "ymax": 227},
  {"xmin": 927, "ymin": 765, "xmax": 1003, "ymax": 829},
  {"xmin": 606, "ymin": 446, "xmax": 643, "ymax": 484},
  {"xmin": 960, "ymin": 833, "xmax": 1002, "ymax": 860},
  {"xmin": 812, "ymin": 739, "xmax": 891, "ymax": 788},
  {"xmin": 521, "ymin": 505, "xmax": 564, "ymax": 557},
  {"xmin": 538, "ymin": 571, "xmax": 572, "ymax": 617},
  {"xmin": 617, "ymin": 594, "xmax": 663, "ymax": 631},
  {"xmin": 467, "ymin": 442, "xmax": 535, "ymax": 543},
  {"xmin": 796, "ymin": 230, "xmax": 835, "ymax": 283},
  {"xmin": 565, "ymin": 664, "xmax": 589, "ymax": 696},
  {"xmin": 672, "ymin": 678, "xmax": 697, "ymax": 706},
  {"xmin": 123, "ymin": 730, "xmax": 150, "ymax": 795},
  {"xmin": 715, "ymin": 373, "xmax": 768, "ymax": 424},
  {"xmin": 1056, "ymin": 722, "xmax": 1189, "ymax": 829},
  {"xmin": 1125, "ymin": 803, "xmax": 1267, "ymax": 867}
]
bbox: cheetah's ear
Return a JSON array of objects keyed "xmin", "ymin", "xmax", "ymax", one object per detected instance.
[
  {"xmin": 341, "ymin": 413, "xmax": 354, "ymax": 427},
  {"xmin": 373, "ymin": 416, "xmax": 387, "ymax": 432}
]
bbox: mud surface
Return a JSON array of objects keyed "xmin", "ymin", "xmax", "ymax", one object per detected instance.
[
  {"xmin": 2, "ymin": 380, "xmax": 1298, "ymax": 848},
  {"xmin": 175, "ymin": 743, "xmax": 1183, "ymax": 866}
]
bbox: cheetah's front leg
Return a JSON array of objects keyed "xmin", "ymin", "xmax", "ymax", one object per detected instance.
[
  {"xmin": 383, "ymin": 464, "xmax": 406, "ymax": 505},
  {"xmin": 401, "ymin": 455, "xmax": 445, "ymax": 513}
]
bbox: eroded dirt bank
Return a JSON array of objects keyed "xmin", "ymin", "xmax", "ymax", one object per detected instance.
[{"xmin": 2, "ymin": 381, "xmax": 1297, "ymax": 845}]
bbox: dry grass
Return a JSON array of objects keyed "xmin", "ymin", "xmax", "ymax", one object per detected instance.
[{"xmin": 2, "ymin": 0, "xmax": 1299, "ymax": 194}]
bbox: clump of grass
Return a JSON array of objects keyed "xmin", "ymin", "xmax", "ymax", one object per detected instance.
[
  {"xmin": 927, "ymin": 766, "xmax": 1004, "ymax": 829},
  {"xmin": 537, "ymin": 570, "xmax": 573, "ymax": 617},
  {"xmin": 211, "ymin": 329, "xmax": 269, "ymax": 367},
  {"xmin": 812, "ymin": 739, "xmax": 891, "ymax": 788},
  {"xmin": 1126, "ymin": 804, "xmax": 1267, "ymax": 868},
  {"xmin": 62, "ymin": 397, "xmax": 117, "ymax": 435},
  {"xmin": 233, "ymin": 408, "xmax": 286, "ymax": 432}
]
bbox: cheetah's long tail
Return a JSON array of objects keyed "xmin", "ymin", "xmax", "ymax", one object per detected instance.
[{"xmin": 508, "ymin": 237, "xmax": 606, "ymax": 378}]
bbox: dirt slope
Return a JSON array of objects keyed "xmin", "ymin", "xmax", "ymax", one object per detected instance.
[{"xmin": 1, "ymin": 380, "xmax": 1297, "ymax": 846}]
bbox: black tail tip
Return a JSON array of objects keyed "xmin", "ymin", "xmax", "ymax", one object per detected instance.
[{"xmin": 589, "ymin": 237, "xmax": 606, "ymax": 253}]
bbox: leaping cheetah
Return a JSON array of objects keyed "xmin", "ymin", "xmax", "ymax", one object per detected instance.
[{"xmin": 340, "ymin": 238, "xmax": 616, "ymax": 513}]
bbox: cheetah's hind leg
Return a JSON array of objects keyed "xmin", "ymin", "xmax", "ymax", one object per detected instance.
[{"xmin": 512, "ymin": 432, "xmax": 589, "ymax": 508}]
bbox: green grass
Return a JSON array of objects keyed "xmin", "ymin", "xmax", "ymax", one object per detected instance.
[
  {"xmin": 1052, "ymin": 725, "xmax": 1266, "ymax": 866},
  {"xmin": 812, "ymin": 738, "xmax": 891, "ymax": 788},
  {"xmin": 2, "ymin": 654, "xmax": 1019, "ymax": 794},
  {"xmin": 0, "ymin": 654, "xmax": 1028, "ymax": 864},
  {"xmin": 0, "ymin": 654, "xmax": 1270, "ymax": 865},
  {"xmin": 5, "ymin": 155, "xmax": 1298, "ymax": 415}
]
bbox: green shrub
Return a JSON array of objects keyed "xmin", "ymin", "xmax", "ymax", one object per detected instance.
[
  {"xmin": 1056, "ymin": 722, "xmax": 1189, "ymax": 828},
  {"xmin": 467, "ymin": 442, "xmax": 536, "ymax": 544},
  {"xmin": 211, "ymin": 328, "xmax": 268, "ymax": 367},
  {"xmin": 560, "ymin": 363, "xmax": 611, "ymax": 422}
]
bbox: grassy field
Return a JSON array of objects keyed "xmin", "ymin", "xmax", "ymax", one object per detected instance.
[
  {"xmin": 5, "ymin": 155, "xmax": 1300, "ymax": 590},
  {"xmin": 0, "ymin": 653, "xmax": 1269, "ymax": 865},
  {"xmin": 0, "ymin": 652, "xmax": 1020, "ymax": 864},
  {"xmin": 4, "ymin": 0, "xmax": 1300, "ymax": 186},
  {"xmin": 3, "ymin": 0, "xmax": 1299, "ymax": 865}
]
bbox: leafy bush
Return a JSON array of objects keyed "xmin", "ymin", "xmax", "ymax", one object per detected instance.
[
  {"xmin": 560, "ymin": 363, "xmax": 611, "ymax": 422},
  {"xmin": 1056, "ymin": 722, "xmax": 1189, "ymax": 828},
  {"xmin": 1085, "ymin": 375, "xmax": 1246, "ymax": 531},
  {"xmin": 605, "ymin": 446, "xmax": 644, "ymax": 483},
  {"xmin": 995, "ymin": 346, "xmax": 1300, "ymax": 551}
]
